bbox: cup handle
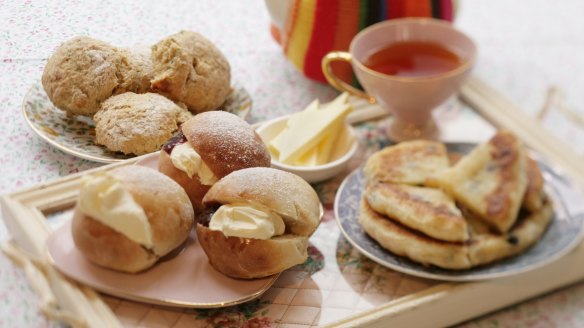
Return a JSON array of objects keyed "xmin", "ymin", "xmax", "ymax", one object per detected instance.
[{"xmin": 322, "ymin": 51, "xmax": 376, "ymax": 103}]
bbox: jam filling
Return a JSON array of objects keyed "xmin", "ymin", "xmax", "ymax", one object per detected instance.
[
  {"xmin": 163, "ymin": 130, "xmax": 187, "ymax": 154},
  {"xmin": 197, "ymin": 205, "xmax": 220, "ymax": 227}
]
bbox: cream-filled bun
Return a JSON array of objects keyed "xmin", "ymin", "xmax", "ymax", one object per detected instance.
[
  {"xmin": 158, "ymin": 111, "xmax": 271, "ymax": 212},
  {"xmin": 72, "ymin": 166, "xmax": 194, "ymax": 273},
  {"xmin": 196, "ymin": 167, "xmax": 321, "ymax": 279}
]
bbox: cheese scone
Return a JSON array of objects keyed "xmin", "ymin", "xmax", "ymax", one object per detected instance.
[{"xmin": 150, "ymin": 31, "xmax": 231, "ymax": 113}]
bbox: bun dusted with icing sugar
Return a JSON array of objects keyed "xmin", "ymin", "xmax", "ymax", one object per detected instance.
[
  {"xmin": 158, "ymin": 111, "xmax": 271, "ymax": 212},
  {"xmin": 197, "ymin": 167, "xmax": 321, "ymax": 279},
  {"xmin": 72, "ymin": 166, "xmax": 194, "ymax": 273}
]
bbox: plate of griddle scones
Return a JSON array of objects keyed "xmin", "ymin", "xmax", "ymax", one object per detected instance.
[
  {"xmin": 335, "ymin": 131, "xmax": 584, "ymax": 281},
  {"xmin": 45, "ymin": 112, "xmax": 323, "ymax": 307},
  {"xmin": 24, "ymin": 31, "xmax": 251, "ymax": 163}
]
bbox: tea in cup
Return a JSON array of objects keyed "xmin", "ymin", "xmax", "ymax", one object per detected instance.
[{"xmin": 322, "ymin": 18, "xmax": 476, "ymax": 141}]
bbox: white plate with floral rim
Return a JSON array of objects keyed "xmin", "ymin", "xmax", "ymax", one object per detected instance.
[
  {"xmin": 22, "ymin": 81, "xmax": 252, "ymax": 163},
  {"xmin": 335, "ymin": 142, "xmax": 584, "ymax": 282}
]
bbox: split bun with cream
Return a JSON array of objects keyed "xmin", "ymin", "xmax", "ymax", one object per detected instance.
[
  {"xmin": 158, "ymin": 111, "xmax": 271, "ymax": 212},
  {"xmin": 72, "ymin": 166, "xmax": 194, "ymax": 273},
  {"xmin": 196, "ymin": 167, "xmax": 322, "ymax": 279}
]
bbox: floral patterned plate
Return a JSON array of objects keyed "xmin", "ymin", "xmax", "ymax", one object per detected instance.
[
  {"xmin": 22, "ymin": 81, "xmax": 252, "ymax": 163},
  {"xmin": 335, "ymin": 143, "xmax": 584, "ymax": 281}
]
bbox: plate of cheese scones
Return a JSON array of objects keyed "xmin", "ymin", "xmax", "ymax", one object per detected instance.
[
  {"xmin": 335, "ymin": 131, "xmax": 584, "ymax": 281},
  {"xmin": 23, "ymin": 32, "xmax": 252, "ymax": 163}
]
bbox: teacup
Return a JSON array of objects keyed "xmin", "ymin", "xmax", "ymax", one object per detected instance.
[{"xmin": 322, "ymin": 18, "xmax": 476, "ymax": 141}]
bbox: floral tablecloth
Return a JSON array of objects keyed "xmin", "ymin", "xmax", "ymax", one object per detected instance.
[{"xmin": 2, "ymin": 0, "xmax": 584, "ymax": 327}]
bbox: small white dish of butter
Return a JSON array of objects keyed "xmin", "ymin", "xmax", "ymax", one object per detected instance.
[{"xmin": 257, "ymin": 93, "xmax": 358, "ymax": 183}]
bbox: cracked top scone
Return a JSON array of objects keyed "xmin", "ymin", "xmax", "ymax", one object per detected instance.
[
  {"xmin": 150, "ymin": 31, "xmax": 231, "ymax": 113},
  {"xmin": 42, "ymin": 36, "xmax": 121, "ymax": 116},
  {"xmin": 42, "ymin": 37, "xmax": 153, "ymax": 116},
  {"xmin": 94, "ymin": 92, "xmax": 192, "ymax": 155},
  {"xmin": 116, "ymin": 46, "xmax": 153, "ymax": 95}
]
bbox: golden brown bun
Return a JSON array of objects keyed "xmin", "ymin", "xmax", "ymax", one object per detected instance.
[
  {"xmin": 203, "ymin": 167, "xmax": 321, "ymax": 236},
  {"xmin": 182, "ymin": 111, "xmax": 271, "ymax": 178},
  {"xmin": 198, "ymin": 167, "xmax": 321, "ymax": 279},
  {"xmin": 158, "ymin": 149, "xmax": 210, "ymax": 213},
  {"xmin": 159, "ymin": 111, "xmax": 271, "ymax": 210},
  {"xmin": 196, "ymin": 224, "xmax": 308, "ymax": 279},
  {"xmin": 72, "ymin": 166, "xmax": 194, "ymax": 273}
]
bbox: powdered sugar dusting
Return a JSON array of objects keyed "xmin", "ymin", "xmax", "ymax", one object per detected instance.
[{"xmin": 183, "ymin": 111, "xmax": 271, "ymax": 177}]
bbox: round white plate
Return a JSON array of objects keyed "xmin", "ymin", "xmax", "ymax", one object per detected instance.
[
  {"xmin": 334, "ymin": 143, "xmax": 584, "ymax": 281},
  {"xmin": 23, "ymin": 81, "xmax": 252, "ymax": 163}
]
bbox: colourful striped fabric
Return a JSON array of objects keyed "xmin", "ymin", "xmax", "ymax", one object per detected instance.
[{"xmin": 274, "ymin": 0, "xmax": 455, "ymax": 83}]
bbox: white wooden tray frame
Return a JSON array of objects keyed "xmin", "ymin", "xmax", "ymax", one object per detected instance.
[{"xmin": 1, "ymin": 76, "xmax": 584, "ymax": 328}]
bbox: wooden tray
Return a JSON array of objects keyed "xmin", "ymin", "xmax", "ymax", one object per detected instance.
[{"xmin": 2, "ymin": 76, "xmax": 584, "ymax": 327}]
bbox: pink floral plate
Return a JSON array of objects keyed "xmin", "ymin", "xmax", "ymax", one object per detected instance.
[{"xmin": 44, "ymin": 152, "xmax": 278, "ymax": 308}]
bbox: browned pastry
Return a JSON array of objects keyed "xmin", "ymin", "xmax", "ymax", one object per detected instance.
[
  {"xmin": 42, "ymin": 37, "xmax": 154, "ymax": 116},
  {"xmin": 365, "ymin": 182, "xmax": 469, "ymax": 243},
  {"xmin": 197, "ymin": 167, "xmax": 321, "ymax": 279},
  {"xmin": 523, "ymin": 155, "xmax": 545, "ymax": 212},
  {"xmin": 158, "ymin": 111, "xmax": 271, "ymax": 212},
  {"xmin": 359, "ymin": 197, "xmax": 553, "ymax": 270},
  {"xmin": 364, "ymin": 140, "xmax": 450, "ymax": 186},
  {"xmin": 426, "ymin": 131, "xmax": 528, "ymax": 233}
]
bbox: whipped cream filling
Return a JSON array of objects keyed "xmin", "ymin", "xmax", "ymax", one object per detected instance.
[
  {"xmin": 78, "ymin": 173, "xmax": 154, "ymax": 248},
  {"xmin": 170, "ymin": 142, "xmax": 218, "ymax": 185},
  {"xmin": 209, "ymin": 203, "xmax": 286, "ymax": 240}
]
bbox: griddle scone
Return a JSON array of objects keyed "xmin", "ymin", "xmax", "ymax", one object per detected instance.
[
  {"xmin": 426, "ymin": 131, "xmax": 528, "ymax": 233},
  {"xmin": 151, "ymin": 31, "xmax": 231, "ymax": 113},
  {"xmin": 95, "ymin": 92, "xmax": 192, "ymax": 155},
  {"xmin": 358, "ymin": 131, "xmax": 553, "ymax": 270},
  {"xmin": 365, "ymin": 182, "xmax": 469, "ymax": 243},
  {"xmin": 359, "ymin": 199, "xmax": 471, "ymax": 269},
  {"xmin": 364, "ymin": 140, "xmax": 450, "ymax": 186},
  {"xmin": 158, "ymin": 111, "xmax": 271, "ymax": 212},
  {"xmin": 197, "ymin": 167, "xmax": 321, "ymax": 278},
  {"xmin": 42, "ymin": 36, "xmax": 120, "ymax": 116},
  {"xmin": 359, "ymin": 198, "xmax": 553, "ymax": 270},
  {"xmin": 72, "ymin": 166, "xmax": 194, "ymax": 273}
]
